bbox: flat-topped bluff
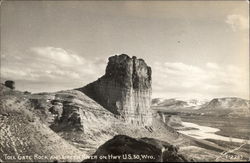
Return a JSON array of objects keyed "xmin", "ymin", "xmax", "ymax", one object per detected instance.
[{"xmin": 77, "ymin": 54, "xmax": 153, "ymax": 126}]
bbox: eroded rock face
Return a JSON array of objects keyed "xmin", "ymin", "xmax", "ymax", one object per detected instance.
[
  {"xmin": 28, "ymin": 90, "xmax": 117, "ymax": 133},
  {"xmin": 78, "ymin": 54, "xmax": 152, "ymax": 126}
]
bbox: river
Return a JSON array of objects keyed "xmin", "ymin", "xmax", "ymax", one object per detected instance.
[{"xmin": 178, "ymin": 121, "xmax": 249, "ymax": 144}]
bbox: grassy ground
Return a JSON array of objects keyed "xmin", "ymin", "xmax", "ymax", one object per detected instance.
[
  {"xmin": 205, "ymin": 139, "xmax": 250, "ymax": 161},
  {"xmin": 206, "ymin": 139, "xmax": 250, "ymax": 154}
]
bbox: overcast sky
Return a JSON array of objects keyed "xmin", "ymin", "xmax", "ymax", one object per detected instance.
[{"xmin": 1, "ymin": 1, "xmax": 249, "ymax": 100}]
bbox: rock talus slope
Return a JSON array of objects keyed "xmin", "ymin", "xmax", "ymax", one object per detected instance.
[{"xmin": 78, "ymin": 54, "xmax": 153, "ymax": 126}]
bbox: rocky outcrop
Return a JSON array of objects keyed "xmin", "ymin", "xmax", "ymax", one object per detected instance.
[
  {"xmin": 4, "ymin": 80, "xmax": 15, "ymax": 90},
  {"xmin": 166, "ymin": 115, "xmax": 183, "ymax": 128},
  {"xmin": 77, "ymin": 54, "xmax": 153, "ymax": 126},
  {"xmin": 29, "ymin": 90, "xmax": 118, "ymax": 133},
  {"xmin": 84, "ymin": 135, "xmax": 189, "ymax": 162}
]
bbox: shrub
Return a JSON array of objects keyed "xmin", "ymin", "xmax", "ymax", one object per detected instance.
[
  {"xmin": 24, "ymin": 91, "xmax": 31, "ymax": 95},
  {"xmin": 5, "ymin": 80, "xmax": 15, "ymax": 89}
]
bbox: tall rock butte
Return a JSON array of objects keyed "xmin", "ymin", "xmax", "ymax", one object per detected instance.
[{"xmin": 77, "ymin": 54, "xmax": 153, "ymax": 126}]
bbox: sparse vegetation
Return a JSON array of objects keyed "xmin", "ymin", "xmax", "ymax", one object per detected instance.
[
  {"xmin": 24, "ymin": 91, "xmax": 31, "ymax": 95},
  {"xmin": 206, "ymin": 139, "xmax": 250, "ymax": 155},
  {"xmin": 0, "ymin": 101, "xmax": 35, "ymax": 122}
]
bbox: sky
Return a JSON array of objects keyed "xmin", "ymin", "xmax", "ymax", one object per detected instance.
[{"xmin": 1, "ymin": 0, "xmax": 249, "ymax": 100}]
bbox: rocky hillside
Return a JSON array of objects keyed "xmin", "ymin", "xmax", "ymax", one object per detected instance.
[
  {"xmin": 0, "ymin": 83, "xmax": 187, "ymax": 162},
  {"xmin": 0, "ymin": 85, "xmax": 88, "ymax": 162},
  {"xmin": 77, "ymin": 54, "xmax": 153, "ymax": 126}
]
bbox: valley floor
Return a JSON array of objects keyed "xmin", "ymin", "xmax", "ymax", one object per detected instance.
[
  {"xmin": 173, "ymin": 114, "xmax": 250, "ymax": 161},
  {"xmin": 180, "ymin": 115, "xmax": 250, "ymax": 140}
]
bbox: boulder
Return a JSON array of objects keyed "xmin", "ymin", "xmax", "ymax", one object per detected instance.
[{"xmin": 83, "ymin": 135, "xmax": 189, "ymax": 162}]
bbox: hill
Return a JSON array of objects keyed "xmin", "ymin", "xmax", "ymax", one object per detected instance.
[
  {"xmin": 199, "ymin": 97, "xmax": 250, "ymax": 117},
  {"xmin": 0, "ymin": 85, "xmax": 88, "ymax": 162},
  {"xmin": 152, "ymin": 97, "xmax": 250, "ymax": 117}
]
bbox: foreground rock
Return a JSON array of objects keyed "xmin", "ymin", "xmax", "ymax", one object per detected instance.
[
  {"xmin": 84, "ymin": 135, "xmax": 189, "ymax": 162},
  {"xmin": 78, "ymin": 54, "xmax": 153, "ymax": 126}
]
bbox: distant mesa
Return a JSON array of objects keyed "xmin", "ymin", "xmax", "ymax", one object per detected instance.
[
  {"xmin": 200, "ymin": 97, "xmax": 250, "ymax": 117},
  {"xmin": 153, "ymin": 97, "xmax": 250, "ymax": 117},
  {"xmin": 77, "ymin": 54, "xmax": 153, "ymax": 126},
  {"xmin": 203, "ymin": 97, "xmax": 250, "ymax": 110}
]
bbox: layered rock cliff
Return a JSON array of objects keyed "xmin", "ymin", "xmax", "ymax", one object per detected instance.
[{"xmin": 77, "ymin": 54, "xmax": 153, "ymax": 126}]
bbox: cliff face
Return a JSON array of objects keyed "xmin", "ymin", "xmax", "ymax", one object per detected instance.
[{"xmin": 78, "ymin": 54, "xmax": 152, "ymax": 126}]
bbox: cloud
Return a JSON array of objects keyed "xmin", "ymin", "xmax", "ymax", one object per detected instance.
[
  {"xmin": 206, "ymin": 62, "xmax": 219, "ymax": 69},
  {"xmin": 225, "ymin": 14, "xmax": 249, "ymax": 31},
  {"xmin": 30, "ymin": 47, "xmax": 85, "ymax": 66},
  {"xmin": 164, "ymin": 62, "xmax": 204, "ymax": 74},
  {"xmin": 1, "ymin": 46, "xmax": 106, "ymax": 92},
  {"xmin": 152, "ymin": 62, "xmax": 249, "ymax": 99}
]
